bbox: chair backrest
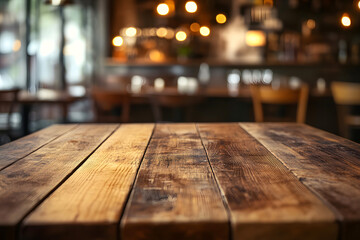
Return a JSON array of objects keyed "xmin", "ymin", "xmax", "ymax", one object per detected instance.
[
  {"xmin": 148, "ymin": 92, "xmax": 204, "ymax": 122},
  {"xmin": 0, "ymin": 89, "xmax": 19, "ymax": 112},
  {"xmin": 91, "ymin": 88, "xmax": 130, "ymax": 123},
  {"xmin": 150, "ymin": 94, "xmax": 203, "ymax": 108},
  {"xmin": 0, "ymin": 89, "xmax": 20, "ymax": 130},
  {"xmin": 331, "ymin": 82, "xmax": 360, "ymax": 139},
  {"xmin": 331, "ymin": 82, "xmax": 360, "ymax": 105},
  {"xmin": 0, "ymin": 89, "xmax": 19, "ymax": 101},
  {"xmin": 251, "ymin": 85, "xmax": 309, "ymax": 123}
]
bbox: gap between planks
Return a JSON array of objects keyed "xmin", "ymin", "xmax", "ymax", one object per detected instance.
[
  {"xmin": 21, "ymin": 124, "xmax": 155, "ymax": 240},
  {"xmin": 239, "ymin": 123, "xmax": 344, "ymax": 222},
  {"xmin": 0, "ymin": 124, "xmax": 78, "ymax": 172},
  {"xmin": 15, "ymin": 124, "xmax": 121, "ymax": 240},
  {"xmin": 195, "ymin": 123, "xmax": 233, "ymax": 240},
  {"xmin": 120, "ymin": 123, "xmax": 229, "ymax": 240},
  {"xmin": 239, "ymin": 122, "xmax": 360, "ymax": 240},
  {"xmin": 198, "ymin": 123, "xmax": 337, "ymax": 240},
  {"xmin": 115, "ymin": 124, "xmax": 156, "ymax": 240}
]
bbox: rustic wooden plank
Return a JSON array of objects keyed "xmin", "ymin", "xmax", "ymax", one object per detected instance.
[
  {"xmin": 121, "ymin": 124, "xmax": 229, "ymax": 240},
  {"xmin": 198, "ymin": 123, "xmax": 337, "ymax": 240},
  {"xmin": 0, "ymin": 124, "xmax": 117, "ymax": 240},
  {"xmin": 21, "ymin": 124, "xmax": 154, "ymax": 240},
  {"xmin": 241, "ymin": 123, "xmax": 360, "ymax": 240},
  {"xmin": 0, "ymin": 124, "xmax": 77, "ymax": 171}
]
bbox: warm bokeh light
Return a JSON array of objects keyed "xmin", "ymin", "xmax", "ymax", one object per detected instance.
[
  {"xmin": 341, "ymin": 14, "xmax": 351, "ymax": 27},
  {"xmin": 157, "ymin": 3, "xmax": 170, "ymax": 16},
  {"xmin": 165, "ymin": 28, "xmax": 175, "ymax": 39},
  {"xmin": 245, "ymin": 31, "xmax": 266, "ymax": 47},
  {"xmin": 216, "ymin": 14, "xmax": 227, "ymax": 24},
  {"xmin": 125, "ymin": 27, "xmax": 137, "ymax": 37},
  {"xmin": 12, "ymin": 40, "xmax": 21, "ymax": 52},
  {"xmin": 185, "ymin": 1, "xmax": 197, "ymax": 13},
  {"xmin": 50, "ymin": 0, "xmax": 62, "ymax": 6},
  {"xmin": 156, "ymin": 27, "xmax": 168, "ymax": 38},
  {"xmin": 149, "ymin": 28, "xmax": 156, "ymax": 36},
  {"xmin": 149, "ymin": 49, "xmax": 165, "ymax": 62},
  {"xmin": 306, "ymin": 19, "xmax": 316, "ymax": 29},
  {"xmin": 112, "ymin": 36, "xmax": 123, "ymax": 47},
  {"xmin": 190, "ymin": 22, "xmax": 200, "ymax": 32},
  {"xmin": 199, "ymin": 26, "xmax": 210, "ymax": 36},
  {"xmin": 175, "ymin": 31, "xmax": 187, "ymax": 41},
  {"xmin": 358, "ymin": 0, "xmax": 360, "ymax": 10},
  {"xmin": 264, "ymin": 0, "xmax": 273, "ymax": 6}
]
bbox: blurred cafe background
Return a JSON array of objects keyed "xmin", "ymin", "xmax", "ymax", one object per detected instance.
[{"xmin": 0, "ymin": 0, "xmax": 360, "ymax": 145}]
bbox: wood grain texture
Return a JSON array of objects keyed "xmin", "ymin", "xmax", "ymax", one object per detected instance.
[
  {"xmin": 197, "ymin": 123, "xmax": 337, "ymax": 240},
  {"xmin": 241, "ymin": 123, "xmax": 360, "ymax": 240},
  {"xmin": 0, "ymin": 124, "xmax": 76, "ymax": 171},
  {"xmin": 22, "ymin": 124, "xmax": 154, "ymax": 240},
  {"xmin": 121, "ymin": 124, "xmax": 229, "ymax": 240},
  {"xmin": 0, "ymin": 124, "xmax": 117, "ymax": 240}
]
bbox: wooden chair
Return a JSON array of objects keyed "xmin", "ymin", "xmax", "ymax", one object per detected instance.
[
  {"xmin": 331, "ymin": 81, "xmax": 360, "ymax": 139},
  {"xmin": 91, "ymin": 88, "xmax": 130, "ymax": 123},
  {"xmin": 0, "ymin": 89, "xmax": 20, "ymax": 143},
  {"xmin": 251, "ymin": 85, "xmax": 309, "ymax": 123},
  {"xmin": 148, "ymin": 93, "xmax": 204, "ymax": 122}
]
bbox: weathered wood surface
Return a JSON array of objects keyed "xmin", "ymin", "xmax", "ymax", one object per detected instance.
[
  {"xmin": 198, "ymin": 123, "xmax": 337, "ymax": 240},
  {"xmin": 0, "ymin": 123, "xmax": 359, "ymax": 240},
  {"xmin": 121, "ymin": 124, "xmax": 229, "ymax": 240},
  {"xmin": 0, "ymin": 124, "xmax": 76, "ymax": 171},
  {"xmin": 0, "ymin": 124, "xmax": 117, "ymax": 240},
  {"xmin": 241, "ymin": 123, "xmax": 360, "ymax": 240},
  {"xmin": 22, "ymin": 124, "xmax": 154, "ymax": 240}
]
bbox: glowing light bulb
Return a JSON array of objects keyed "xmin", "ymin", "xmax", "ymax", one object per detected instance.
[
  {"xmin": 199, "ymin": 26, "xmax": 210, "ymax": 37},
  {"xmin": 125, "ymin": 27, "xmax": 137, "ymax": 37},
  {"xmin": 216, "ymin": 14, "xmax": 227, "ymax": 24},
  {"xmin": 112, "ymin": 36, "xmax": 123, "ymax": 47},
  {"xmin": 185, "ymin": 1, "xmax": 197, "ymax": 13},
  {"xmin": 341, "ymin": 14, "xmax": 351, "ymax": 27},
  {"xmin": 245, "ymin": 31, "xmax": 266, "ymax": 47},
  {"xmin": 157, "ymin": 3, "xmax": 170, "ymax": 16},
  {"xmin": 358, "ymin": 0, "xmax": 360, "ymax": 10},
  {"xmin": 175, "ymin": 31, "xmax": 187, "ymax": 41}
]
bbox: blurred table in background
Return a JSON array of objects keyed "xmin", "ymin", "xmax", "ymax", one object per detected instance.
[
  {"xmin": 16, "ymin": 89, "xmax": 86, "ymax": 135},
  {"xmin": 0, "ymin": 85, "xmax": 335, "ymax": 137}
]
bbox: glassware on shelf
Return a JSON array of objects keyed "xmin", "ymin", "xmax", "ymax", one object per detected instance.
[
  {"xmin": 154, "ymin": 78, "xmax": 165, "ymax": 92},
  {"xmin": 130, "ymin": 75, "xmax": 145, "ymax": 93},
  {"xmin": 317, "ymin": 78, "xmax": 326, "ymax": 93},
  {"xmin": 198, "ymin": 63, "xmax": 210, "ymax": 85},
  {"xmin": 227, "ymin": 70, "xmax": 241, "ymax": 97}
]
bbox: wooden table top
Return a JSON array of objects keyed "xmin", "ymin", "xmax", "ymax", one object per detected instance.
[{"xmin": 0, "ymin": 123, "xmax": 359, "ymax": 240}]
